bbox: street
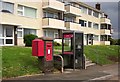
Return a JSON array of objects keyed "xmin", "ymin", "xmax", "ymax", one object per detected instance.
[{"xmin": 3, "ymin": 63, "xmax": 119, "ymax": 81}]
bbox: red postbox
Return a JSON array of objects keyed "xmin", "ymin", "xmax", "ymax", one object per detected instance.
[
  {"xmin": 32, "ymin": 37, "xmax": 54, "ymax": 73},
  {"xmin": 32, "ymin": 39, "xmax": 44, "ymax": 57}
]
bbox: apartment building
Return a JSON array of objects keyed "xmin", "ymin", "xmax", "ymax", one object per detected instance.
[{"xmin": 0, "ymin": 0, "xmax": 113, "ymax": 46}]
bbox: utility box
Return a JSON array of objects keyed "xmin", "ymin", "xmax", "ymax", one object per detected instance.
[{"xmin": 32, "ymin": 37, "xmax": 54, "ymax": 73}]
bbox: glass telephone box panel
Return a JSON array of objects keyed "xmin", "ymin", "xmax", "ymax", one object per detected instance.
[{"xmin": 63, "ymin": 34, "xmax": 73, "ymax": 54}]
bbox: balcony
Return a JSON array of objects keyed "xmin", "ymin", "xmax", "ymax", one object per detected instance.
[
  {"xmin": 111, "ymin": 28, "xmax": 114, "ymax": 34},
  {"xmin": 100, "ymin": 41, "xmax": 110, "ymax": 45},
  {"xmin": 1, "ymin": 13, "xmax": 40, "ymax": 29},
  {"xmin": 100, "ymin": 17, "xmax": 111, "ymax": 24},
  {"xmin": 93, "ymin": 41, "xmax": 100, "ymax": 45},
  {"xmin": 42, "ymin": 0, "xmax": 65, "ymax": 11},
  {"xmin": 65, "ymin": 5, "xmax": 81, "ymax": 16},
  {"xmin": 42, "ymin": 18, "xmax": 65, "ymax": 29},
  {"xmin": 65, "ymin": 22, "xmax": 81, "ymax": 30},
  {"xmin": 100, "ymin": 29, "xmax": 111, "ymax": 35}
]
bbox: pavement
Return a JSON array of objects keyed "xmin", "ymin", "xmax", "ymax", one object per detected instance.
[{"xmin": 2, "ymin": 63, "xmax": 119, "ymax": 81}]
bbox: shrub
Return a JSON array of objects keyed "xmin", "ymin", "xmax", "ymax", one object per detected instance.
[
  {"xmin": 108, "ymin": 37, "xmax": 117, "ymax": 45},
  {"xmin": 118, "ymin": 39, "xmax": 120, "ymax": 45},
  {"xmin": 24, "ymin": 34, "xmax": 38, "ymax": 47}
]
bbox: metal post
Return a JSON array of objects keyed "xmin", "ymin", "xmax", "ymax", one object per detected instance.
[
  {"xmin": 73, "ymin": 32, "xmax": 75, "ymax": 71},
  {"xmin": 54, "ymin": 55, "xmax": 64, "ymax": 73}
]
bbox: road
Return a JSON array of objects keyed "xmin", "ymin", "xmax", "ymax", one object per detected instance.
[{"xmin": 2, "ymin": 63, "xmax": 119, "ymax": 81}]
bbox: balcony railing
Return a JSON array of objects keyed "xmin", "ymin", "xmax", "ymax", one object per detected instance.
[
  {"xmin": 1, "ymin": 13, "xmax": 39, "ymax": 29},
  {"xmin": 100, "ymin": 41, "xmax": 110, "ymax": 45},
  {"xmin": 65, "ymin": 21, "xmax": 81, "ymax": 30},
  {"xmin": 42, "ymin": 0, "xmax": 65, "ymax": 11},
  {"xmin": 101, "ymin": 17, "xmax": 111, "ymax": 24},
  {"xmin": 42, "ymin": 17, "xmax": 65, "ymax": 29},
  {"xmin": 65, "ymin": 4, "xmax": 81, "ymax": 16},
  {"xmin": 111, "ymin": 29, "xmax": 114, "ymax": 34},
  {"xmin": 100, "ymin": 29, "xmax": 111, "ymax": 35}
]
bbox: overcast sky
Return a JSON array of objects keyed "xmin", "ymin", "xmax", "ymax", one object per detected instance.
[{"xmin": 84, "ymin": 2, "xmax": 119, "ymax": 39}]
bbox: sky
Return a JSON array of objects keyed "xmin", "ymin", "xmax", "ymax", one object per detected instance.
[{"xmin": 84, "ymin": 2, "xmax": 119, "ymax": 39}]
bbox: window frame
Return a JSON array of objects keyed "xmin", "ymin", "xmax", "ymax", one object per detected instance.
[
  {"xmin": 17, "ymin": 5, "xmax": 37, "ymax": 18},
  {"xmin": 24, "ymin": 28, "xmax": 36, "ymax": 36},
  {"xmin": 44, "ymin": 30, "xmax": 59, "ymax": 39},
  {"xmin": 94, "ymin": 35, "xmax": 99, "ymax": 41},
  {"xmin": 93, "ymin": 23, "xmax": 99, "ymax": 29},
  {"xmin": 88, "ymin": 21, "xmax": 92, "ymax": 28},
  {"xmin": 79, "ymin": 19, "xmax": 87, "ymax": 27},
  {"xmin": 17, "ymin": 28, "xmax": 23, "ymax": 38},
  {"xmin": 80, "ymin": 6, "xmax": 87, "ymax": 14},
  {"xmin": 88, "ymin": 9, "xmax": 92, "ymax": 15},
  {"xmin": 1, "ymin": 2, "xmax": 14, "ymax": 14},
  {"xmin": 93, "ymin": 11, "xmax": 99, "ymax": 18},
  {"xmin": 17, "ymin": 5, "xmax": 24, "ymax": 16}
]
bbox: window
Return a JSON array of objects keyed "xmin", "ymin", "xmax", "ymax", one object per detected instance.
[
  {"xmin": 93, "ymin": 23, "xmax": 99, "ymax": 29},
  {"xmin": 54, "ymin": 33, "xmax": 58, "ymax": 38},
  {"xmin": 64, "ymin": 17, "xmax": 75, "ymax": 22},
  {"xmin": 0, "ymin": 25, "xmax": 4, "ymax": 45},
  {"xmin": 81, "ymin": 6, "xmax": 87, "ymax": 14},
  {"xmin": 44, "ymin": 30, "xmax": 58, "ymax": 39},
  {"xmin": 43, "ymin": 11, "xmax": 59, "ymax": 19},
  {"xmin": 88, "ymin": 22, "xmax": 92, "ymax": 28},
  {"xmin": 17, "ymin": 5, "xmax": 37, "ymax": 18},
  {"xmin": 101, "ymin": 24, "xmax": 107, "ymax": 29},
  {"xmin": 17, "ymin": 28, "xmax": 23, "ymax": 38},
  {"xmin": 94, "ymin": 35, "xmax": 99, "ymax": 41},
  {"xmin": 24, "ymin": 28, "xmax": 36, "ymax": 35},
  {"xmin": 56, "ymin": 0, "xmax": 64, "ymax": 2},
  {"xmin": 24, "ymin": 7, "xmax": 36, "ymax": 18},
  {"xmin": 17, "ymin": 5, "xmax": 24, "ymax": 16},
  {"xmin": 0, "ymin": 25, "xmax": 4, "ymax": 37},
  {"xmin": 88, "ymin": 9, "xmax": 92, "ymax": 15},
  {"xmin": 101, "ymin": 35, "xmax": 107, "ymax": 41},
  {"xmin": 47, "ymin": 12, "xmax": 54, "ymax": 18},
  {"xmin": 6, "ymin": 27, "xmax": 13, "ymax": 37},
  {"xmin": 79, "ymin": 19, "xmax": 87, "ymax": 27},
  {"xmin": 2, "ymin": 2, "xmax": 14, "ymax": 13},
  {"xmin": 0, "ymin": 39, "xmax": 4, "ymax": 45},
  {"xmin": 93, "ymin": 11, "xmax": 99, "ymax": 18}
]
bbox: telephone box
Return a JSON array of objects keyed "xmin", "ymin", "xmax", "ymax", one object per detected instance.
[
  {"xmin": 32, "ymin": 37, "xmax": 54, "ymax": 73},
  {"xmin": 61, "ymin": 31, "xmax": 85, "ymax": 70}
]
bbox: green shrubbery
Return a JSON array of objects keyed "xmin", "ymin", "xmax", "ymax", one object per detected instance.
[
  {"xmin": 24, "ymin": 34, "xmax": 38, "ymax": 47},
  {"xmin": 109, "ymin": 37, "xmax": 120, "ymax": 45}
]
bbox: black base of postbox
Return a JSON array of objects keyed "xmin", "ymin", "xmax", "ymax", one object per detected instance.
[{"xmin": 38, "ymin": 57, "xmax": 54, "ymax": 73}]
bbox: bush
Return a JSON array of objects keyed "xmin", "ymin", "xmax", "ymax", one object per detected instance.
[
  {"xmin": 54, "ymin": 41, "xmax": 61, "ymax": 46},
  {"xmin": 24, "ymin": 34, "xmax": 38, "ymax": 47},
  {"xmin": 116, "ymin": 39, "xmax": 120, "ymax": 45},
  {"xmin": 108, "ymin": 37, "xmax": 117, "ymax": 45}
]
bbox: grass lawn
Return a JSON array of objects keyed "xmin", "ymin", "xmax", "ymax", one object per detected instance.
[
  {"xmin": 2, "ymin": 47, "xmax": 40, "ymax": 78},
  {"xmin": 84, "ymin": 45, "xmax": 119, "ymax": 65},
  {"xmin": 2, "ymin": 45, "xmax": 119, "ymax": 78}
]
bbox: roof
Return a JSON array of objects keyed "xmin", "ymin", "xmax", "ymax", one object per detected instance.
[{"xmin": 64, "ymin": 0, "xmax": 103, "ymax": 13}]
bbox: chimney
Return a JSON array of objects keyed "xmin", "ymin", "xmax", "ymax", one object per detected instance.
[{"xmin": 95, "ymin": 3, "xmax": 101, "ymax": 10}]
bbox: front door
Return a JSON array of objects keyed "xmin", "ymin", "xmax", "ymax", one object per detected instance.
[{"xmin": 4, "ymin": 25, "xmax": 14, "ymax": 46}]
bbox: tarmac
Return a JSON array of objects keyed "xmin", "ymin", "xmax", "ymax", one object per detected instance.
[{"xmin": 2, "ymin": 63, "xmax": 119, "ymax": 82}]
